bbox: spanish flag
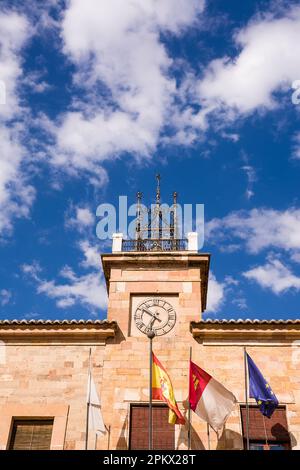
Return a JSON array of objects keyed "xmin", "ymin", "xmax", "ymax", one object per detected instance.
[{"xmin": 152, "ymin": 353, "xmax": 185, "ymax": 425}]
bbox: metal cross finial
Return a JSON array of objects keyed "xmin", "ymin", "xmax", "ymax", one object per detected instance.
[
  {"xmin": 136, "ymin": 192, "xmax": 142, "ymax": 239},
  {"xmin": 156, "ymin": 174, "xmax": 161, "ymax": 204},
  {"xmin": 172, "ymin": 191, "xmax": 178, "ymax": 239}
]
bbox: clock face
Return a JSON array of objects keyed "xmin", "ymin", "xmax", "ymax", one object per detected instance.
[{"xmin": 134, "ymin": 297, "xmax": 176, "ymax": 336}]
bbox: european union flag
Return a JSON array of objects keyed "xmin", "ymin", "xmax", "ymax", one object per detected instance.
[{"xmin": 246, "ymin": 353, "xmax": 278, "ymax": 418}]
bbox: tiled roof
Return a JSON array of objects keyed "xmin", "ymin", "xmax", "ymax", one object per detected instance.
[
  {"xmin": 191, "ymin": 318, "xmax": 300, "ymax": 339},
  {"xmin": 1, "ymin": 318, "xmax": 299, "ymax": 325},
  {"xmin": 0, "ymin": 319, "xmax": 116, "ymax": 326},
  {"xmin": 198, "ymin": 319, "xmax": 300, "ymax": 324}
]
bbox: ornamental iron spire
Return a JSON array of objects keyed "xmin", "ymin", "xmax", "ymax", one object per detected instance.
[
  {"xmin": 130, "ymin": 175, "xmax": 186, "ymax": 251},
  {"xmin": 156, "ymin": 173, "xmax": 161, "ymax": 205}
]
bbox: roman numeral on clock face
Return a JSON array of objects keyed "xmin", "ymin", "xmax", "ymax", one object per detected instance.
[{"xmin": 134, "ymin": 309, "xmax": 142, "ymax": 319}]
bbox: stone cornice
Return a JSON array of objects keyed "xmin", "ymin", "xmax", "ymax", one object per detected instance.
[
  {"xmin": 0, "ymin": 319, "xmax": 117, "ymax": 344},
  {"xmin": 190, "ymin": 319, "xmax": 300, "ymax": 344}
]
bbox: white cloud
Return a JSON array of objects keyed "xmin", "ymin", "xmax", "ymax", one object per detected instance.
[
  {"xmin": 241, "ymin": 165, "xmax": 256, "ymax": 200},
  {"xmin": 22, "ymin": 70, "xmax": 52, "ymax": 94},
  {"xmin": 37, "ymin": 268, "xmax": 107, "ymax": 311},
  {"xmin": 196, "ymin": 6, "xmax": 300, "ymax": 120},
  {"xmin": 22, "ymin": 241, "xmax": 106, "ymax": 313},
  {"xmin": 206, "ymin": 272, "xmax": 225, "ymax": 313},
  {"xmin": 66, "ymin": 205, "xmax": 95, "ymax": 232},
  {"xmin": 292, "ymin": 132, "xmax": 300, "ymax": 159},
  {"xmin": 76, "ymin": 208, "xmax": 94, "ymax": 226},
  {"xmin": 21, "ymin": 261, "xmax": 42, "ymax": 280},
  {"xmin": 50, "ymin": 0, "xmax": 205, "ymax": 174},
  {"xmin": 232, "ymin": 296, "xmax": 248, "ymax": 310},
  {"xmin": 24, "ymin": 311, "xmax": 40, "ymax": 319},
  {"xmin": 0, "ymin": 127, "xmax": 35, "ymax": 234},
  {"xmin": 0, "ymin": 12, "xmax": 30, "ymax": 119},
  {"xmin": 243, "ymin": 257, "xmax": 300, "ymax": 294},
  {"xmin": 0, "ymin": 11, "xmax": 34, "ymax": 235},
  {"xmin": 208, "ymin": 207, "xmax": 300, "ymax": 296},
  {"xmin": 206, "ymin": 273, "xmax": 244, "ymax": 313},
  {"xmin": 220, "ymin": 132, "xmax": 240, "ymax": 143},
  {"xmin": 0, "ymin": 289, "xmax": 12, "ymax": 306},
  {"xmin": 207, "ymin": 208, "xmax": 300, "ymax": 256},
  {"xmin": 78, "ymin": 240, "xmax": 100, "ymax": 269},
  {"xmin": 291, "ymin": 252, "xmax": 300, "ymax": 263}
]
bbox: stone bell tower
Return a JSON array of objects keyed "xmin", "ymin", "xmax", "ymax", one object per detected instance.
[{"xmin": 101, "ymin": 176, "xmax": 210, "ymax": 337}]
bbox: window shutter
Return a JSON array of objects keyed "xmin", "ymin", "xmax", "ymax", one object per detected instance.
[
  {"xmin": 130, "ymin": 405, "xmax": 175, "ymax": 450},
  {"xmin": 240, "ymin": 406, "xmax": 290, "ymax": 442},
  {"xmin": 9, "ymin": 419, "xmax": 53, "ymax": 450}
]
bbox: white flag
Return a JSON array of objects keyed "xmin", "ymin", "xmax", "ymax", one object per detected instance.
[
  {"xmin": 190, "ymin": 361, "xmax": 236, "ymax": 433},
  {"xmin": 87, "ymin": 372, "xmax": 106, "ymax": 435}
]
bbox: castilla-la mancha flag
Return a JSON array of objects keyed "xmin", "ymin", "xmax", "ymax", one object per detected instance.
[
  {"xmin": 189, "ymin": 361, "xmax": 236, "ymax": 432},
  {"xmin": 152, "ymin": 353, "xmax": 185, "ymax": 425}
]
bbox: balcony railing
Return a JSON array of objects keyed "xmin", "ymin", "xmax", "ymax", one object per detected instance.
[{"xmin": 121, "ymin": 238, "xmax": 188, "ymax": 252}]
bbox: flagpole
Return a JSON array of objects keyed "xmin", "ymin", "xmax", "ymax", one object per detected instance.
[
  {"xmin": 63, "ymin": 405, "xmax": 70, "ymax": 450},
  {"xmin": 188, "ymin": 346, "xmax": 192, "ymax": 450},
  {"xmin": 147, "ymin": 329, "xmax": 155, "ymax": 451},
  {"xmin": 262, "ymin": 415, "xmax": 268, "ymax": 449},
  {"xmin": 243, "ymin": 347, "xmax": 250, "ymax": 451},
  {"xmin": 85, "ymin": 347, "xmax": 92, "ymax": 450},
  {"xmin": 207, "ymin": 423, "xmax": 211, "ymax": 450},
  {"xmin": 107, "ymin": 425, "xmax": 111, "ymax": 450}
]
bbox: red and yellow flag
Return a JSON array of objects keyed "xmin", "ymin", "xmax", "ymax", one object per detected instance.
[{"xmin": 152, "ymin": 353, "xmax": 185, "ymax": 425}]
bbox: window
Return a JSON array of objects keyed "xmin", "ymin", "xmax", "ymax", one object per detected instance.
[
  {"xmin": 129, "ymin": 405, "xmax": 175, "ymax": 450},
  {"xmin": 9, "ymin": 419, "xmax": 54, "ymax": 450},
  {"xmin": 240, "ymin": 406, "xmax": 290, "ymax": 450},
  {"xmin": 249, "ymin": 443, "xmax": 290, "ymax": 450}
]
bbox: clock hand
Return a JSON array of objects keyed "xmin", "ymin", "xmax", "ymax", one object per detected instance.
[
  {"xmin": 147, "ymin": 317, "xmax": 156, "ymax": 329},
  {"xmin": 142, "ymin": 307, "xmax": 157, "ymax": 317},
  {"xmin": 142, "ymin": 308, "xmax": 162, "ymax": 323}
]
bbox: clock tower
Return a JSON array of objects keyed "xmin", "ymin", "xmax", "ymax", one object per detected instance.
[
  {"xmin": 101, "ymin": 176, "xmax": 210, "ymax": 340},
  {"xmin": 100, "ymin": 177, "xmax": 210, "ymax": 450},
  {"xmin": 96, "ymin": 179, "xmax": 297, "ymax": 452}
]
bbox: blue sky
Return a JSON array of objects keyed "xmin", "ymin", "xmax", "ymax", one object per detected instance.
[{"xmin": 1, "ymin": 0, "xmax": 300, "ymax": 321}]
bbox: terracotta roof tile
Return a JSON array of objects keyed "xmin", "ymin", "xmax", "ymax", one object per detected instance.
[
  {"xmin": 0, "ymin": 319, "xmax": 117, "ymax": 326},
  {"xmin": 200, "ymin": 318, "xmax": 300, "ymax": 324}
]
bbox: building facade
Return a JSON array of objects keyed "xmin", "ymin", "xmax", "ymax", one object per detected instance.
[
  {"xmin": 1, "ymin": 229, "xmax": 300, "ymax": 451},
  {"xmin": 1, "ymin": 171, "xmax": 300, "ymax": 453}
]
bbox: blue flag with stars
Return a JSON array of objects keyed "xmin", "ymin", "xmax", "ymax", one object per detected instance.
[{"xmin": 246, "ymin": 353, "xmax": 278, "ymax": 418}]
